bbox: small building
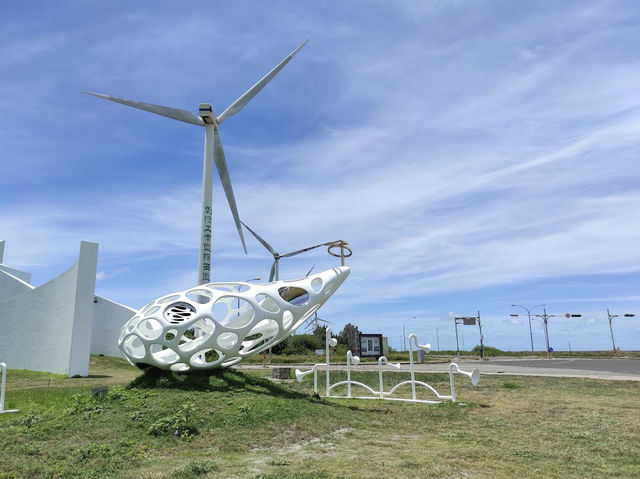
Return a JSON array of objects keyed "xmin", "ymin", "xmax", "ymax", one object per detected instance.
[{"xmin": 360, "ymin": 333, "xmax": 384, "ymax": 359}]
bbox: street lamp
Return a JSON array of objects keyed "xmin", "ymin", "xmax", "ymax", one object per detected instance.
[
  {"xmin": 606, "ymin": 309, "xmax": 635, "ymax": 355},
  {"xmin": 403, "ymin": 316, "xmax": 416, "ymax": 352},
  {"xmin": 526, "ymin": 308, "xmax": 581, "ymax": 359},
  {"xmin": 510, "ymin": 304, "xmax": 545, "ymax": 354}
]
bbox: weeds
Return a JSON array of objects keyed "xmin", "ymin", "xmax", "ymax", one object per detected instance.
[{"xmin": 148, "ymin": 401, "xmax": 199, "ymax": 438}]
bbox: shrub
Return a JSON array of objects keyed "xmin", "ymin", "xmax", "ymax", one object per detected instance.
[
  {"xmin": 280, "ymin": 334, "xmax": 322, "ymax": 355},
  {"xmin": 148, "ymin": 402, "xmax": 199, "ymax": 438}
]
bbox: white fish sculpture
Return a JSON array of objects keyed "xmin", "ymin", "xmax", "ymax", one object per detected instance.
[{"xmin": 119, "ymin": 267, "xmax": 350, "ymax": 371}]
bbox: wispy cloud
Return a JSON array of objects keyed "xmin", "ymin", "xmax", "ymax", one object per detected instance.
[{"xmin": 2, "ymin": 1, "xmax": 639, "ymax": 350}]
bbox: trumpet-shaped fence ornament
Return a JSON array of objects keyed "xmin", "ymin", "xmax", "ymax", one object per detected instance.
[
  {"xmin": 296, "ymin": 331, "xmax": 480, "ymax": 404},
  {"xmin": 119, "ymin": 267, "xmax": 349, "ymax": 371},
  {"xmin": 295, "ymin": 325, "xmax": 339, "ymax": 396},
  {"xmin": 0, "ymin": 363, "xmax": 19, "ymax": 414}
]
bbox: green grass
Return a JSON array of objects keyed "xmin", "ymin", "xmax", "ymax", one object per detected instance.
[
  {"xmin": 246, "ymin": 348, "xmax": 640, "ymax": 365},
  {"xmin": 1, "ymin": 356, "xmax": 639, "ymax": 478}
]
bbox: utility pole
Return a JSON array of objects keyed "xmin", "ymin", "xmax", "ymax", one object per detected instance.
[
  {"xmin": 477, "ymin": 310, "xmax": 484, "ymax": 359},
  {"xmin": 533, "ymin": 309, "xmax": 582, "ymax": 359},
  {"xmin": 510, "ymin": 304, "xmax": 545, "ymax": 354},
  {"xmin": 607, "ymin": 309, "xmax": 635, "ymax": 355}
]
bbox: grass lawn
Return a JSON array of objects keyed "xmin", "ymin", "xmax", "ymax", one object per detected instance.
[{"xmin": 1, "ymin": 356, "xmax": 638, "ymax": 478}]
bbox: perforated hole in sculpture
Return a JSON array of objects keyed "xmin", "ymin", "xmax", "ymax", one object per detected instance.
[
  {"xmin": 170, "ymin": 363, "xmax": 190, "ymax": 372},
  {"xmin": 247, "ymin": 318, "xmax": 279, "ymax": 339},
  {"xmin": 221, "ymin": 357, "xmax": 242, "ymax": 368},
  {"xmin": 178, "ymin": 327, "xmax": 208, "ymax": 353},
  {"xmin": 191, "ymin": 318, "xmax": 215, "ymax": 337},
  {"xmin": 282, "ymin": 310, "xmax": 294, "ymax": 330},
  {"xmin": 257, "ymin": 294, "xmax": 279, "ymax": 313},
  {"xmin": 164, "ymin": 302, "xmax": 196, "ymax": 324},
  {"xmin": 212, "ymin": 299, "xmax": 230, "ymax": 321},
  {"xmin": 190, "ymin": 349, "xmax": 221, "ymax": 367},
  {"xmin": 214, "ymin": 297, "xmax": 255, "ymax": 328},
  {"xmin": 150, "ymin": 344, "xmax": 179, "ymax": 364},
  {"xmin": 217, "ymin": 331, "xmax": 239, "ymax": 349},
  {"xmin": 311, "ymin": 277, "xmax": 324, "ymax": 293},
  {"xmin": 279, "ymin": 286, "xmax": 309, "ymax": 306},
  {"xmin": 123, "ymin": 335, "xmax": 145, "ymax": 359},
  {"xmin": 137, "ymin": 318, "xmax": 163, "ymax": 340},
  {"xmin": 143, "ymin": 305, "xmax": 160, "ymax": 317},
  {"xmin": 210, "ymin": 285, "xmax": 235, "ymax": 292},
  {"xmin": 140, "ymin": 302, "xmax": 155, "ymax": 314},
  {"xmin": 240, "ymin": 337, "xmax": 271, "ymax": 355},
  {"xmin": 240, "ymin": 318, "xmax": 279, "ymax": 355},
  {"xmin": 157, "ymin": 294, "xmax": 181, "ymax": 305},
  {"xmin": 126, "ymin": 316, "xmax": 141, "ymax": 333},
  {"xmin": 164, "ymin": 329, "xmax": 178, "ymax": 341},
  {"xmin": 186, "ymin": 289, "xmax": 213, "ymax": 304}
]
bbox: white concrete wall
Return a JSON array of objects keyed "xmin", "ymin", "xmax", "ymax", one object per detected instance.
[
  {"xmin": 91, "ymin": 296, "xmax": 136, "ymax": 357},
  {"xmin": 0, "ymin": 241, "xmax": 32, "ymax": 284},
  {"xmin": 0, "ymin": 269, "xmax": 34, "ymax": 301},
  {"xmin": 0, "ymin": 242, "xmax": 98, "ymax": 377}
]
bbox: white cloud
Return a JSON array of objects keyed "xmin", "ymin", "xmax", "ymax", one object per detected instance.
[{"xmin": 2, "ymin": 1, "xmax": 640, "ymax": 350}]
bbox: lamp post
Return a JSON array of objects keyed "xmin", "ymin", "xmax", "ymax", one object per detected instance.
[
  {"xmin": 403, "ymin": 316, "xmax": 416, "ymax": 352},
  {"xmin": 529, "ymin": 308, "xmax": 581, "ymax": 359},
  {"xmin": 510, "ymin": 304, "xmax": 545, "ymax": 354},
  {"xmin": 435, "ymin": 327, "xmax": 440, "ymax": 351},
  {"xmin": 606, "ymin": 309, "xmax": 635, "ymax": 355}
]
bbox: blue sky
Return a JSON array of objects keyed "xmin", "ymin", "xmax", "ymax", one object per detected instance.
[{"xmin": 1, "ymin": 1, "xmax": 639, "ymax": 351}]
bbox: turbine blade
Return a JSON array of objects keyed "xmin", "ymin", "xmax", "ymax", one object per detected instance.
[
  {"xmin": 269, "ymin": 261, "xmax": 277, "ymax": 282},
  {"xmin": 84, "ymin": 91, "xmax": 205, "ymax": 126},
  {"xmin": 212, "ymin": 129, "xmax": 247, "ymax": 254},
  {"xmin": 305, "ymin": 264, "xmax": 315, "ymax": 277},
  {"xmin": 280, "ymin": 242, "xmax": 326, "ymax": 258},
  {"xmin": 240, "ymin": 221, "xmax": 276, "ymax": 256},
  {"xmin": 216, "ymin": 39, "xmax": 309, "ymax": 124}
]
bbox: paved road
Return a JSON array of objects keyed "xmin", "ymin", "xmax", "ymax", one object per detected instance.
[
  {"xmin": 399, "ymin": 358, "xmax": 640, "ymax": 381},
  {"xmin": 241, "ymin": 358, "xmax": 640, "ymax": 381}
]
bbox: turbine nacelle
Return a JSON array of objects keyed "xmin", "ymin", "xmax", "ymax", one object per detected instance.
[{"xmin": 198, "ymin": 103, "xmax": 217, "ymax": 126}]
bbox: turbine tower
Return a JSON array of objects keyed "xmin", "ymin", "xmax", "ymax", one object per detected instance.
[{"xmin": 86, "ymin": 39, "xmax": 309, "ymax": 284}]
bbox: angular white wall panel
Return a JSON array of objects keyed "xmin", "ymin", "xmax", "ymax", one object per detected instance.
[
  {"xmin": 68, "ymin": 241, "xmax": 98, "ymax": 376},
  {"xmin": 91, "ymin": 295, "xmax": 136, "ymax": 357},
  {"xmin": 0, "ymin": 242, "xmax": 98, "ymax": 377},
  {"xmin": 0, "ymin": 269, "xmax": 34, "ymax": 301},
  {"xmin": 0, "ymin": 241, "xmax": 32, "ymax": 284}
]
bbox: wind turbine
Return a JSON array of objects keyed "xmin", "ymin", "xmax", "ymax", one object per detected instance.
[
  {"xmin": 241, "ymin": 221, "xmax": 333, "ymax": 282},
  {"xmin": 86, "ymin": 39, "xmax": 309, "ymax": 285},
  {"xmin": 303, "ymin": 312, "xmax": 332, "ymax": 334}
]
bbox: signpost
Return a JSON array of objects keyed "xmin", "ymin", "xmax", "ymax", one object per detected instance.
[{"xmin": 454, "ymin": 311, "xmax": 484, "ymax": 358}]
